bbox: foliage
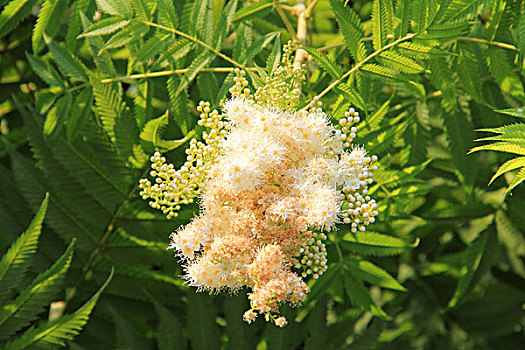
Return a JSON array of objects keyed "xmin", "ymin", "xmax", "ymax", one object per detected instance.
[{"xmin": 0, "ymin": 0, "xmax": 524, "ymax": 348}]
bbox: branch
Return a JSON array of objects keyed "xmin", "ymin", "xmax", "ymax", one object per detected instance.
[
  {"xmin": 101, "ymin": 67, "xmax": 258, "ymax": 83},
  {"xmin": 141, "ymin": 21, "xmax": 263, "ymax": 82},
  {"xmin": 302, "ymin": 33, "xmax": 417, "ymax": 109}
]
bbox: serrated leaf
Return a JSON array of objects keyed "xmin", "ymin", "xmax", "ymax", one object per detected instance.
[
  {"xmin": 340, "ymin": 231, "xmax": 417, "ymax": 256},
  {"xmin": 66, "ymin": 88, "xmax": 93, "ymax": 142},
  {"xmin": 330, "ymin": 0, "xmax": 367, "ymax": 61},
  {"xmin": 398, "ymin": 42, "xmax": 450, "ymax": 59},
  {"xmin": 346, "ymin": 259, "xmax": 406, "ymax": 291},
  {"xmin": 0, "ymin": 0, "xmax": 38, "ymax": 39},
  {"xmin": 378, "ymin": 51, "xmax": 425, "ymax": 74},
  {"xmin": 266, "ymin": 34, "xmax": 281, "ymax": 76},
  {"xmin": 343, "ymin": 274, "xmax": 388, "ymax": 319},
  {"xmin": 233, "ymin": 0, "xmax": 273, "ymax": 22},
  {"xmin": 4, "ymin": 269, "xmax": 113, "ymax": 349},
  {"xmin": 44, "ymin": 92, "xmax": 72, "ymax": 139},
  {"xmin": 186, "ymin": 293, "xmax": 220, "ymax": 350},
  {"xmin": 303, "ymin": 47, "xmax": 342, "ymax": 79},
  {"xmin": 395, "ymin": 0, "xmax": 411, "ymax": 37},
  {"xmin": 0, "ymin": 239, "xmax": 74, "ymax": 339},
  {"xmin": 372, "ymin": 0, "xmax": 393, "ymax": 50},
  {"xmin": 449, "ymin": 230, "xmax": 489, "ymax": 307},
  {"xmin": 212, "ymin": 0, "xmax": 238, "ymax": 49},
  {"xmin": 488, "ymin": 157, "xmax": 525, "ymax": 185},
  {"xmin": 47, "ymin": 41, "xmax": 89, "ymax": 81},
  {"xmin": 96, "ymin": 0, "xmax": 133, "ymax": 17},
  {"xmin": 495, "ymin": 107, "xmax": 525, "ymax": 118},
  {"xmin": 25, "ymin": 53, "xmax": 64, "ymax": 87},
  {"xmin": 78, "ymin": 17, "xmax": 131, "ymax": 38},
  {"xmin": 158, "ymin": 0, "xmax": 178, "ymax": 29},
  {"xmin": 32, "ymin": 0, "xmax": 68, "ymax": 53},
  {"xmin": 135, "ymin": 33, "xmax": 170, "ymax": 63},
  {"xmin": 0, "ymin": 194, "xmax": 48, "ymax": 304},
  {"xmin": 336, "ymin": 83, "xmax": 366, "ymax": 111}
]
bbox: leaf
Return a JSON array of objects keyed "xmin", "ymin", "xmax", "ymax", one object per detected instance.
[
  {"xmin": 343, "ymin": 274, "xmax": 388, "ymax": 319},
  {"xmin": 336, "ymin": 83, "xmax": 366, "ymax": 112},
  {"xmin": 340, "ymin": 231, "xmax": 418, "ymax": 256},
  {"xmin": 44, "ymin": 92, "xmax": 72, "ymax": 139},
  {"xmin": 99, "ymin": 21, "xmax": 148, "ymax": 53},
  {"xmin": 0, "ymin": 0, "xmax": 38, "ymax": 39},
  {"xmin": 186, "ymin": 293, "xmax": 221, "ymax": 350},
  {"xmin": 233, "ymin": 0, "xmax": 273, "ymax": 23},
  {"xmin": 378, "ymin": 51, "xmax": 425, "ymax": 74},
  {"xmin": 158, "ymin": 0, "xmax": 178, "ymax": 29},
  {"xmin": 4, "ymin": 269, "xmax": 113, "ymax": 349},
  {"xmin": 488, "ymin": 157, "xmax": 525, "ymax": 185},
  {"xmin": 0, "ymin": 240, "xmax": 74, "ymax": 339},
  {"xmin": 66, "ymin": 88, "xmax": 94, "ymax": 142},
  {"xmin": 448, "ymin": 229, "xmax": 493, "ymax": 307},
  {"xmin": 372, "ymin": 0, "xmax": 393, "ymax": 50},
  {"xmin": 96, "ymin": 0, "xmax": 133, "ymax": 17},
  {"xmin": 91, "ymin": 76, "xmax": 125, "ymax": 142},
  {"xmin": 107, "ymin": 303, "xmax": 149, "ymax": 349},
  {"xmin": 330, "ymin": 0, "xmax": 367, "ymax": 61},
  {"xmin": 212, "ymin": 0, "xmax": 238, "ymax": 49},
  {"xmin": 139, "ymin": 111, "xmax": 169, "ymax": 150},
  {"xmin": 345, "ymin": 259, "xmax": 406, "ymax": 291},
  {"xmin": 303, "ymin": 47, "xmax": 342, "ymax": 79},
  {"xmin": 397, "ymin": 42, "xmax": 450, "ymax": 59},
  {"xmin": 411, "ymin": 0, "xmax": 429, "ymax": 32},
  {"xmin": 25, "ymin": 53, "xmax": 64, "ymax": 88},
  {"xmin": 506, "ymin": 167, "xmax": 525, "ymax": 193},
  {"xmin": 0, "ymin": 194, "xmax": 48, "ymax": 304},
  {"xmin": 266, "ymin": 35, "xmax": 281, "ymax": 77},
  {"xmin": 394, "ymin": 0, "xmax": 411, "ymax": 37},
  {"xmin": 495, "ymin": 107, "xmax": 525, "ymax": 118},
  {"xmin": 135, "ymin": 32, "xmax": 171, "ymax": 64},
  {"xmin": 47, "ymin": 40, "xmax": 89, "ymax": 82},
  {"xmin": 224, "ymin": 294, "xmax": 259, "ymax": 350},
  {"xmin": 32, "ymin": 0, "xmax": 68, "ymax": 53},
  {"xmin": 78, "ymin": 17, "xmax": 131, "ymax": 38},
  {"xmin": 486, "ymin": 47, "xmax": 525, "ymax": 99}
]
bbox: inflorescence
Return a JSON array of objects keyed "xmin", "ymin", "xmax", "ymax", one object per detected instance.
[{"xmin": 138, "ymin": 42, "xmax": 378, "ymax": 326}]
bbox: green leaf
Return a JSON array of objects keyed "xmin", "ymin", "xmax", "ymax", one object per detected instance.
[
  {"xmin": 495, "ymin": 107, "xmax": 525, "ymax": 118},
  {"xmin": 345, "ymin": 259, "xmax": 406, "ymax": 291},
  {"xmin": 186, "ymin": 293, "xmax": 221, "ymax": 350},
  {"xmin": 25, "ymin": 53, "xmax": 64, "ymax": 88},
  {"xmin": 4, "ymin": 269, "xmax": 113, "ymax": 349},
  {"xmin": 448, "ymin": 229, "xmax": 494, "ymax": 307},
  {"xmin": 32, "ymin": 0, "xmax": 68, "ymax": 53},
  {"xmin": 411, "ymin": 0, "xmax": 429, "ymax": 32},
  {"xmin": 44, "ymin": 92, "xmax": 72, "ymax": 139},
  {"xmin": 378, "ymin": 51, "xmax": 425, "ymax": 74},
  {"xmin": 212, "ymin": 0, "xmax": 238, "ymax": 49},
  {"xmin": 488, "ymin": 157, "xmax": 525, "ymax": 185},
  {"xmin": 266, "ymin": 35, "xmax": 281, "ymax": 77},
  {"xmin": 330, "ymin": 0, "xmax": 367, "ymax": 61},
  {"xmin": 0, "ymin": 239, "xmax": 74, "ymax": 339},
  {"xmin": 91, "ymin": 76, "xmax": 125, "ymax": 142},
  {"xmin": 397, "ymin": 42, "xmax": 450, "ymax": 59},
  {"xmin": 78, "ymin": 17, "xmax": 131, "ymax": 38},
  {"xmin": 343, "ymin": 274, "xmax": 388, "ymax": 319},
  {"xmin": 153, "ymin": 301, "xmax": 184, "ymax": 350},
  {"xmin": 0, "ymin": 0, "xmax": 38, "ymax": 39},
  {"xmin": 340, "ymin": 231, "xmax": 418, "ymax": 256},
  {"xmin": 135, "ymin": 32, "xmax": 171, "ymax": 63},
  {"xmin": 158, "ymin": 0, "xmax": 179, "ymax": 29},
  {"xmin": 303, "ymin": 47, "xmax": 342, "ymax": 79},
  {"xmin": 0, "ymin": 194, "xmax": 48, "ymax": 304},
  {"xmin": 47, "ymin": 41, "xmax": 89, "ymax": 82},
  {"xmin": 233, "ymin": 0, "xmax": 273, "ymax": 23},
  {"xmin": 336, "ymin": 83, "xmax": 366, "ymax": 112},
  {"xmin": 66, "ymin": 88, "xmax": 93, "ymax": 142},
  {"xmin": 394, "ymin": 0, "xmax": 411, "ymax": 37},
  {"xmin": 96, "ymin": 0, "xmax": 133, "ymax": 17},
  {"xmin": 372, "ymin": 0, "xmax": 393, "ymax": 50},
  {"xmin": 486, "ymin": 47, "xmax": 525, "ymax": 99},
  {"xmin": 224, "ymin": 294, "xmax": 259, "ymax": 350}
]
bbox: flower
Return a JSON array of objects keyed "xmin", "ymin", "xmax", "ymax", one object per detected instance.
[{"xmin": 140, "ymin": 42, "xmax": 379, "ymax": 326}]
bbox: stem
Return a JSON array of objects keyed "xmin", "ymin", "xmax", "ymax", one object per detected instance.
[
  {"xmin": 274, "ymin": 0, "xmax": 297, "ymax": 40},
  {"xmin": 293, "ymin": 0, "xmax": 308, "ymax": 71},
  {"xmin": 457, "ymin": 36, "xmax": 517, "ymax": 51},
  {"xmin": 303, "ymin": 33, "xmax": 417, "ymax": 108},
  {"xmin": 141, "ymin": 21, "xmax": 262, "ymax": 81},
  {"xmin": 101, "ymin": 67, "xmax": 258, "ymax": 83},
  {"xmin": 317, "ymin": 36, "xmax": 517, "ymax": 52},
  {"xmin": 66, "ymin": 169, "xmax": 149, "ymax": 306}
]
